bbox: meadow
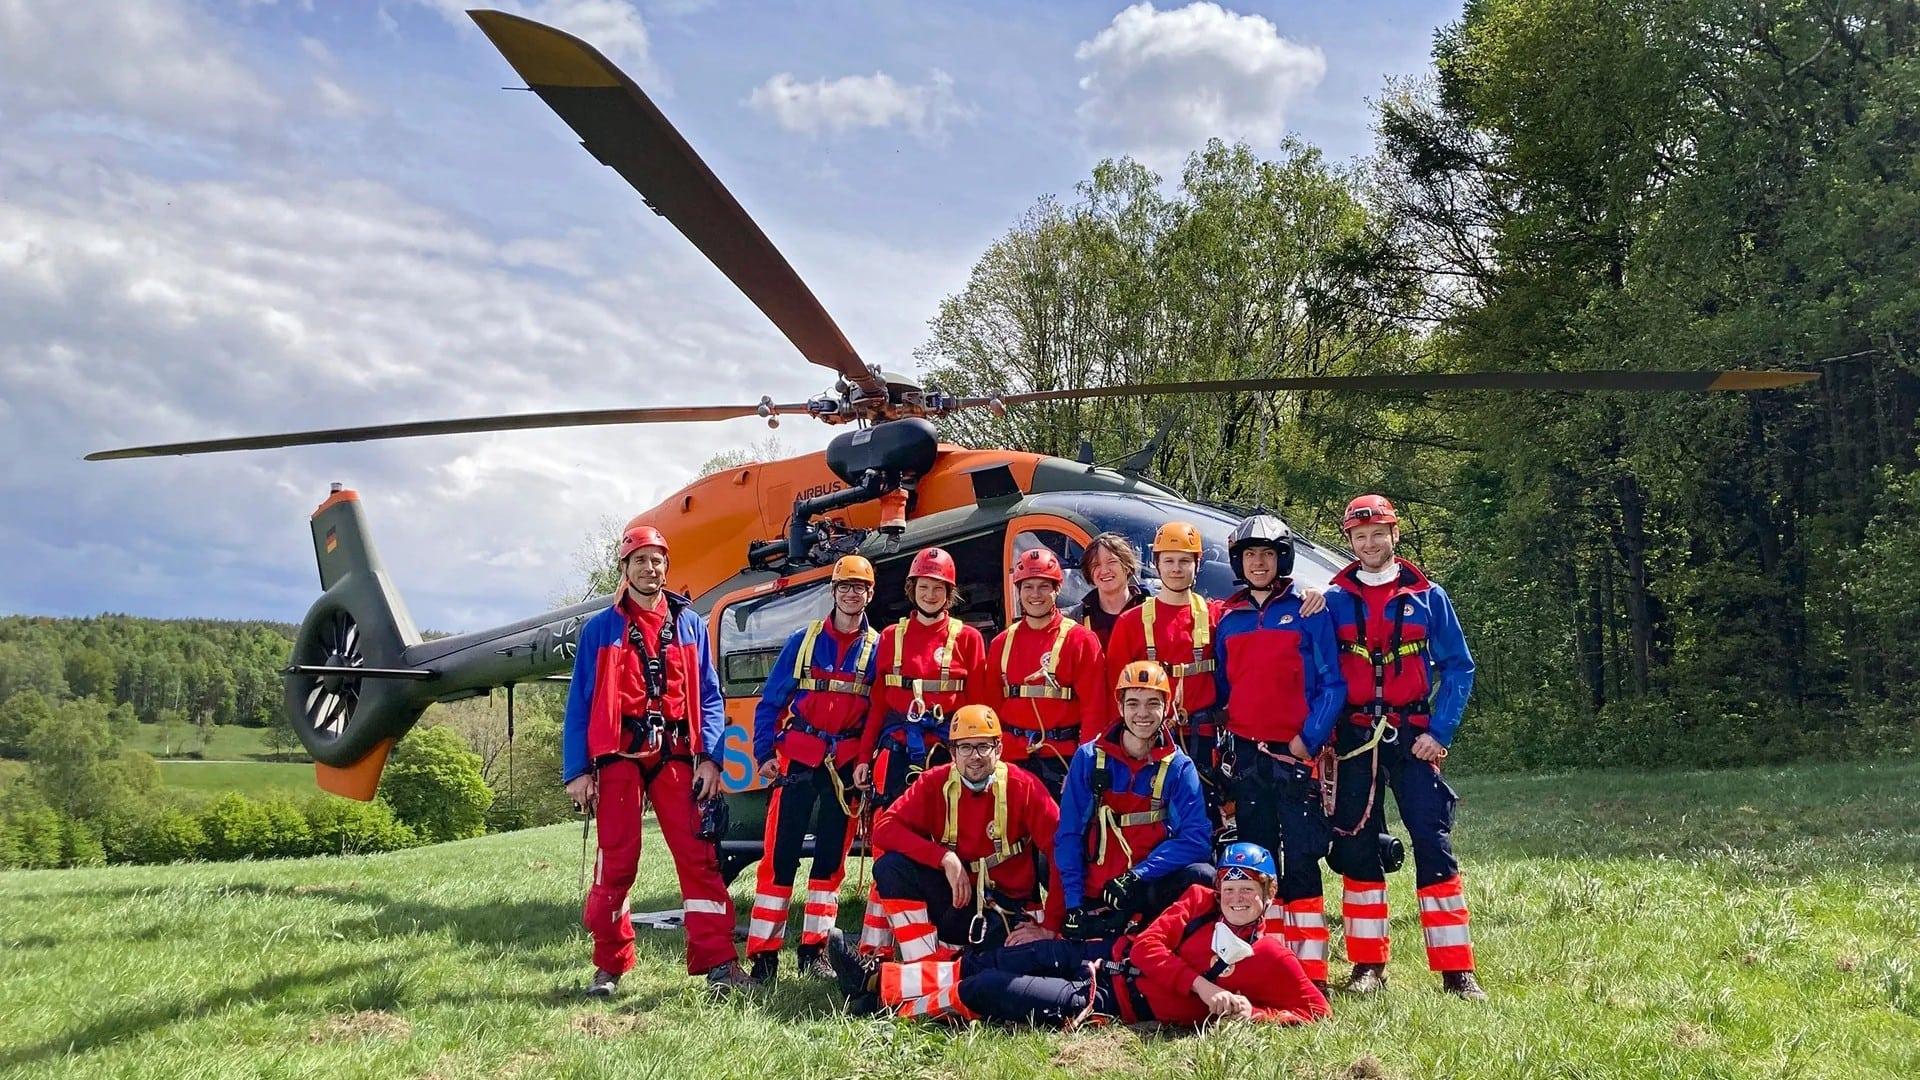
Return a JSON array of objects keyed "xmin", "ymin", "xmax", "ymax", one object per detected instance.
[{"xmin": 1, "ymin": 758, "xmax": 1914, "ymax": 1078}]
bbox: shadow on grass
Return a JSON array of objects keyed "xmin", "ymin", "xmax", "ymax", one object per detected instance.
[{"xmin": 0, "ymin": 960, "xmax": 375, "ymax": 1070}]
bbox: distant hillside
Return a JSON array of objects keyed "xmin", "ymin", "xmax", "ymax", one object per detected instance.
[{"xmin": 0, "ymin": 614, "xmax": 296, "ymax": 728}]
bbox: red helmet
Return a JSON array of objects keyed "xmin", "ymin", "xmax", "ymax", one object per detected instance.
[
  {"xmin": 1343, "ymin": 495, "xmax": 1399, "ymax": 531},
  {"xmin": 618, "ymin": 525, "xmax": 669, "ymax": 560},
  {"xmin": 907, "ymin": 546, "xmax": 957, "ymax": 587},
  {"xmin": 1010, "ymin": 546, "xmax": 1065, "ymax": 586}
]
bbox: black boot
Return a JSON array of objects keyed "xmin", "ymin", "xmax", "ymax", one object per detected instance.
[
  {"xmin": 1346, "ymin": 963, "xmax": 1387, "ymax": 994},
  {"xmin": 826, "ymin": 928, "xmax": 883, "ymax": 1014},
  {"xmin": 704, "ymin": 959, "xmax": 753, "ymax": 998},
  {"xmin": 797, "ymin": 944, "xmax": 837, "ymax": 980},
  {"xmin": 1442, "ymin": 970, "xmax": 1488, "ymax": 1001},
  {"xmin": 748, "ymin": 951, "xmax": 779, "ymax": 986},
  {"xmin": 584, "ymin": 968, "xmax": 621, "ymax": 999}
]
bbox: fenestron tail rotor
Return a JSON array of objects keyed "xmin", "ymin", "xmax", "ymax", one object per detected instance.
[{"xmin": 300, "ymin": 610, "xmax": 363, "ymax": 739}]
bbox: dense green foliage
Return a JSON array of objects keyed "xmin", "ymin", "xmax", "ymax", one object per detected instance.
[
  {"xmin": 921, "ymin": 1, "xmax": 1920, "ymax": 770},
  {"xmin": 381, "ymin": 725, "xmax": 494, "ymax": 844},
  {"xmin": 0, "ymin": 759, "xmax": 1913, "ymax": 1076},
  {"xmin": 0, "ymin": 615, "xmax": 295, "ymax": 736}
]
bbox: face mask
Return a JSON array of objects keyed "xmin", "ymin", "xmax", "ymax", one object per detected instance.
[
  {"xmin": 1211, "ymin": 921, "xmax": 1255, "ymax": 967},
  {"xmin": 1357, "ymin": 563, "xmax": 1399, "ymax": 587}
]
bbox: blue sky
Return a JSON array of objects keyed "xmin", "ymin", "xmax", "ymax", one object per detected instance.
[{"xmin": 0, "ymin": 0, "xmax": 1458, "ymax": 631}]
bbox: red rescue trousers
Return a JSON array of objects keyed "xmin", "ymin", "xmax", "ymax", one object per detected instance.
[{"xmin": 585, "ymin": 757, "xmax": 738, "ymax": 976}]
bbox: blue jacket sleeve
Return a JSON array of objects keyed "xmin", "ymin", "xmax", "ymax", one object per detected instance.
[
  {"xmin": 1132, "ymin": 754, "xmax": 1211, "ymax": 883},
  {"xmin": 753, "ymin": 629, "xmax": 807, "ymax": 766},
  {"xmin": 1423, "ymin": 585, "xmax": 1475, "ymax": 746},
  {"xmin": 1053, "ymin": 745, "xmax": 1098, "ymax": 909},
  {"xmin": 562, "ymin": 613, "xmax": 604, "ymax": 783},
  {"xmin": 1299, "ymin": 607, "xmax": 1347, "ymax": 754},
  {"xmin": 689, "ymin": 609, "xmax": 727, "ymax": 760}
]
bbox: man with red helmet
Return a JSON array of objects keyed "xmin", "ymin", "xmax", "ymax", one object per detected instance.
[
  {"xmin": 1104, "ymin": 521, "xmax": 1227, "ymax": 813},
  {"xmin": 1324, "ymin": 495, "xmax": 1485, "ymax": 1000},
  {"xmin": 852, "ymin": 545, "xmax": 987, "ymax": 957},
  {"xmin": 744, "ymin": 554, "xmax": 881, "ymax": 984},
  {"xmin": 562, "ymin": 524, "xmax": 748, "ymax": 997},
  {"xmin": 1211, "ymin": 513, "xmax": 1346, "ymax": 990},
  {"xmin": 982, "ymin": 545, "xmax": 1106, "ymax": 801}
]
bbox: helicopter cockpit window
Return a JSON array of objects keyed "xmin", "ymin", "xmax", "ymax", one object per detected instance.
[
  {"xmin": 717, "ymin": 579, "xmax": 834, "ymax": 697},
  {"xmin": 1011, "ymin": 529, "xmax": 1091, "ymax": 615},
  {"xmin": 1022, "ymin": 491, "xmax": 1339, "ymax": 597},
  {"xmin": 868, "ymin": 527, "xmax": 1007, "ymax": 639}
]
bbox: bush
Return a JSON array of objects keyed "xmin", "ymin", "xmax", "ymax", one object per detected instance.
[
  {"xmin": 11, "ymin": 807, "xmax": 66, "ymax": 869},
  {"xmin": 258, "ymin": 797, "xmax": 314, "ymax": 858},
  {"xmin": 133, "ymin": 806, "xmax": 207, "ymax": 863},
  {"xmin": 0, "ymin": 690, "xmax": 55, "ymax": 759},
  {"xmin": 382, "ymin": 726, "xmax": 492, "ymax": 843},
  {"xmin": 199, "ymin": 793, "xmax": 272, "ymax": 861},
  {"xmin": 60, "ymin": 817, "xmax": 104, "ymax": 867},
  {"xmin": 0, "ymin": 819, "xmax": 20, "ymax": 869},
  {"xmin": 304, "ymin": 796, "xmax": 416, "ymax": 855}
]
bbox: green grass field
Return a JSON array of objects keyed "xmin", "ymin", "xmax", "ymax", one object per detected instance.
[
  {"xmin": 152, "ymin": 761, "xmax": 317, "ymax": 805},
  {"xmin": 2, "ymin": 759, "xmax": 1916, "ymax": 1078},
  {"xmin": 124, "ymin": 722, "xmax": 286, "ymax": 762}
]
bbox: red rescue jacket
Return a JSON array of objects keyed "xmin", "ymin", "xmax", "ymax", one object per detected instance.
[
  {"xmin": 1119, "ymin": 883, "xmax": 1331, "ymax": 1025},
  {"xmin": 982, "ymin": 612, "xmax": 1105, "ymax": 762},
  {"xmin": 857, "ymin": 614, "xmax": 987, "ymax": 761},
  {"xmin": 1104, "ymin": 592, "xmax": 1223, "ymax": 721},
  {"xmin": 871, "ymin": 761, "xmax": 1059, "ymax": 905}
]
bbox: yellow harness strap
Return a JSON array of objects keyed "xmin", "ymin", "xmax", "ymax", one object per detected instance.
[
  {"xmin": 941, "ymin": 761, "xmax": 1025, "ymax": 868},
  {"xmin": 1144, "ymin": 595, "xmax": 1215, "ymax": 722},
  {"xmin": 1091, "ymin": 750, "xmax": 1174, "ymax": 865},
  {"xmin": 884, "ymin": 617, "xmax": 967, "ymax": 695},
  {"xmin": 1001, "ymin": 615, "xmax": 1078, "ymax": 700},
  {"xmin": 791, "ymin": 620, "xmax": 880, "ymax": 697},
  {"xmin": 1342, "ymin": 639, "xmax": 1427, "ymax": 663}
]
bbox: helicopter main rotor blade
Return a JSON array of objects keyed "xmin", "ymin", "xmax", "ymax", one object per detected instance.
[
  {"xmin": 979, "ymin": 369, "xmax": 1818, "ymax": 407},
  {"xmin": 85, "ymin": 402, "xmax": 805, "ymax": 460},
  {"xmin": 469, "ymin": 10, "xmax": 884, "ymax": 399}
]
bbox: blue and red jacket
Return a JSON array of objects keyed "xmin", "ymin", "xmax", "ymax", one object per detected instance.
[
  {"xmin": 1325, "ymin": 558, "xmax": 1474, "ymax": 746},
  {"xmin": 1055, "ymin": 724, "xmax": 1210, "ymax": 908},
  {"xmin": 1211, "ymin": 582, "xmax": 1346, "ymax": 752},
  {"xmin": 562, "ymin": 589, "xmax": 724, "ymax": 783},
  {"xmin": 752, "ymin": 616, "xmax": 879, "ymax": 769}
]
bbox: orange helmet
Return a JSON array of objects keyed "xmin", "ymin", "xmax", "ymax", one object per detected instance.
[
  {"xmin": 1151, "ymin": 521, "xmax": 1204, "ymax": 555},
  {"xmin": 907, "ymin": 547, "xmax": 957, "ymax": 587},
  {"xmin": 618, "ymin": 525, "xmax": 668, "ymax": 560},
  {"xmin": 949, "ymin": 704, "xmax": 1003, "ymax": 742},
  {"xmin": 832, "ymin": 555, "xmax": 876, "ymax": 586},
  {"xmin": 1010, "ymin": 547, "xmax": 1065, "ymax": 586},
  {"xmin": 1114, "ymin": 660, "xmax": 1172, "ymax": 699},
  {"xmin": 1343, "ymin": 495, "xmax": 1399, "ymax": 531}
]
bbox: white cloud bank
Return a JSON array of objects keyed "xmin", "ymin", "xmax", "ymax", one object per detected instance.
[
  {"xmin": 749, "ymin": 69, "xmax": 964, "ymax": 137},
  {"xmin": 1075, "ymin": 2, "xmax": 1326, "ymax": 166}
]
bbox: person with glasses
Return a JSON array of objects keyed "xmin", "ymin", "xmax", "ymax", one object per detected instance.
[
  {"xmin": 1323, "ymin": 495, "xmax": 1485, "ymax": 1001},
  {"xmin": 744, "ymin": 555, "xmax": 883, "ymax": 984},
  {"xmin": 847, "ymin": 704, "xmax": 1059, "ymax": 1011}
]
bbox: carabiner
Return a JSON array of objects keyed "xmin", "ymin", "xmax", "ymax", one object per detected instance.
[{"xmin": 968, "ymin": 912, "xmax": 988, "ymax": 946}]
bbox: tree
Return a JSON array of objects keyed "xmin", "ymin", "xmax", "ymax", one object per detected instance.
[
  {"xmin": 24, "ymin": 698, "xmax": 121, "ymax": 819},
  {"xmin": 0, "ymin": 690, "xmax": 54, "ymax": 759},
  {"xmin": 63, "ymin": 649, "xmax": 117, "ymax": 701},
  {"xmin": 0, "ymin": 643, "xmax": 68, "ymax": 705},
  {"xmin": 380, "ymin": 725, "xmax": 493, "ymax": 843}
]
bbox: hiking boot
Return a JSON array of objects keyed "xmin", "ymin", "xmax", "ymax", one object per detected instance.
[
  {"xmin": 1443, "ymin": 970, "xmax": 1488, "ymax": 1002},
  {"xmin": 748, "ymin": 951, "xmax": 779, "ymax": 987},
  {"xmin": 704, "ymin": 959, "xmax": 753, "ymax": 998},
  {"xmin": 1346, "ymin": 963, "xmax": 1387, "ymax": 995},
  {"xmin": 1312, "ymin": 980, "xmax": 1329, "ymax": 999},
  {"xmin": 826, "ymin": 928, "xmax": 881, "ymax": 997},
  {"xmin": 584, "ymin": 968, "xmax": 621, "ymax": 999},
  {"xmin": 797, "ymin": 944, "xmax": 837, "ymax": 981}
]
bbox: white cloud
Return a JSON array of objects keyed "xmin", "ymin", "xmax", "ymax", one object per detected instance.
[
  {"xmin": 402, "ymin": 0, "xmax": 657, "ymax": 83},
  {"xmin": 1075, "ymin": 2, "xmax": 1325, "ymax": 165},
  {"xmin": 749, "ymin": 69, "xmax": 964, "ymax": 138},
  {"xmin": 0, "ymin": 0, "xmax": 281, "ymax": 130}
]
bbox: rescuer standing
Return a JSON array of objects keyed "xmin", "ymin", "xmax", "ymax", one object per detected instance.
[{"xmin": 983, "ymin": 546, "xmax": 1106, "ymax": 800}]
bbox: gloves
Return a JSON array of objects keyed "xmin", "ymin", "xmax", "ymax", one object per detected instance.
[
  {"xmin": 1062, "ymin": 907, "xmax": 1092, "ymax": 940},
  {"xmin": 1100, "ymin": 871, "xmax": 1142, "ymax": 913}
]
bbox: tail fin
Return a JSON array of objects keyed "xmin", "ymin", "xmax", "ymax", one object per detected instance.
[{"xmin": 289, "ymin": 487, "xmax": 433, "ymax": 800}]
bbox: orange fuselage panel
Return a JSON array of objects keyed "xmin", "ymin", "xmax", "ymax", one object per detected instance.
[{"xmin": 626, "ymin": 445, "xmax": 1040, "ymax": 602}]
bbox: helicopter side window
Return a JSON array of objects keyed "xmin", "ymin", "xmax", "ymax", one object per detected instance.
[
  {"xmin": 1011, "ymin": 529, "xmax": 1091, "ymax": 616},
  {"xmin": 869, "ymin": 527, "xmax": 1007, "ymax": 639},
  {"xmin": 716, "ymin": 579, "xmax": 834, "ymax": 697}
]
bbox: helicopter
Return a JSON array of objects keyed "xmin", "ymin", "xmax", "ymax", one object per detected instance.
[{"xmin": 88, "ymin": 11, "xmax": 1815, "ymax": 881}]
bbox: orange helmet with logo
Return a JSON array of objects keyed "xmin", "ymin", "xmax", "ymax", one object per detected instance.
[
  {"xmin": 832, "ymin": 555, "xmax": 876, "ymax": 586},
  {"xmin": 1151, "ymin": 521, "xmax": 1204, "ymax": 555},
  {"xmin": 949, "ymin": 704, "xmax": 1003, "ymax": 741}
]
